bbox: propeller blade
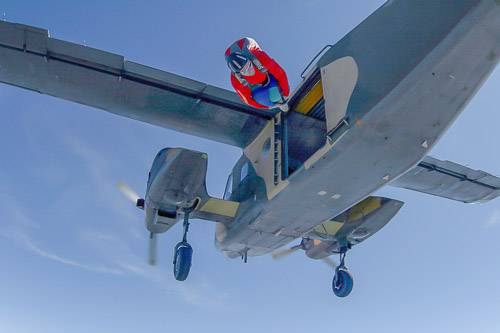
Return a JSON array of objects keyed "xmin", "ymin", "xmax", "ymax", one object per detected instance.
[
  {"xmin": 148, "ymin": 232, "xmax": 157, "ymax": 266},
  {"xmin": 117, "ymin": 182, "xmax": 140, "ymax": 204},
  {"xmin": 271, "ymin": 245, "xmax": 302, "ymax": 260},
  {"xmin": 321, "ymin": 256, "xmax": 337, "ymax": 269}
]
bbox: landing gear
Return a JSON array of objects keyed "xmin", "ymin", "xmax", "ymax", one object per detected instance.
[
  {"xmin": 332, "ymin": 251, "xmax": 354, "ymax": 298},
  {"xmin": 241, "ymin": 249, "xmax": 248, "ymax": 263},
  {"xmin": 173, "ymin": 209, "xmax": 193, "ymax": 281}
]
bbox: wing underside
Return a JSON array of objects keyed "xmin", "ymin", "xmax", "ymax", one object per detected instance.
[
  {"xmin": 0, "ymin": 21, "xmax": 271, "ymax": 148},
  {"xmin": 391, "ymin": 156, "xmax": 500, "ymax": 203}
]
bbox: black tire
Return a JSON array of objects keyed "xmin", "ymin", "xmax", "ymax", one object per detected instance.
[
  {"xmin": 332, "ymin": 268, "xmax": 354, "ymax": 297},
  {"xmin": 173, "ymin": 242, "xmax": 192, "ymax": 281}
]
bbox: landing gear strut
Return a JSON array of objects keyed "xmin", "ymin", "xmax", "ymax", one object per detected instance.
[
  {"xmin": 332, "ymin": 250, "xmax": 354, "ymax": 298},
  {"xmin": 173, "ymin": 209, "xmax": 193, "ymax": 281},
  {"xmin": 241, "ymin": 249, "xmax": 248, "ymax": 263}
]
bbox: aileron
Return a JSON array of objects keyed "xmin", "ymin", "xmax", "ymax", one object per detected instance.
[{"xmin": 391, "ymin": 156, "xmax": 500, "ymax": 203}]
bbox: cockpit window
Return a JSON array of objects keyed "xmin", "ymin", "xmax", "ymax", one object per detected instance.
[
  {"xmin": 223, "ymin": 173, "xmax": 233, "ymax": 200},
  {"xmin": 240, "ymin": 162, "xmax": 249, "ymax": 182},
  {"xmin": 262, "ymin": 138, "xmax": 271, "ymax": 158}
]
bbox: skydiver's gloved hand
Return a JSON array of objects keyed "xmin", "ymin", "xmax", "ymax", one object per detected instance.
[
  {"xmin": 251, "ymin": 74, "xmax": 286, "ymax": 108},
  {"xmin": 225, "ymin": 37, "xmax": 290, "ymax": 110},
  {"xmin": 263, "ymin": 76, "xmax": 290, "ymax": 112},
  {"xmin": 268, "ymin": 84, "xmax": 284, "ymax": 104},
  {"xmin": 277, "ymin": 103, "xmax": 289, "ymax": 112}
]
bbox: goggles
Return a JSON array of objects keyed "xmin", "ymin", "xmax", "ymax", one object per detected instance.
[{"xmin": 227, "ymin": 53, "xmax": 252, "ymax": 74}]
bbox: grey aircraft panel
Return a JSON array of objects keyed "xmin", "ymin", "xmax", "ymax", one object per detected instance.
[
  {"xmin": 0, "ymin": 21, "xmax": 273, "ymax": 148},
  {"xmin": 217, "ymin": 0, "xmax": 500, "ymax": 257},
  {"xmin": 315, "ymin": 0, "xmax": 484, "ymax": 123},
  {"xmin": 391, "ymin": 156, "xmax": 500, "ymax": 203}
]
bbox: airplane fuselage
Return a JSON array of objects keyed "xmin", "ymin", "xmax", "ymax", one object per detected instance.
[
  {"xmin": 215, "ymin": 0, "xmax": 500, "ymax": 258},
  {"xmin": 0, "ymin": 0, "xmax": 499, "ymax": 296}
]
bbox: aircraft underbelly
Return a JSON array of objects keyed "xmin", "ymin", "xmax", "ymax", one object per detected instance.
[{"xmin": 217, "ymin": 0, "xmax": 500, "ymax": 257}]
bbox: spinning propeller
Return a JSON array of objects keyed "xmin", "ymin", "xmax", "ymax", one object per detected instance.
[
  {"xmin": 117, "ymin": 182, "xmax": 140, "ymax": 203},
  {"xmin": 117, "ymin": 182, "xmax": 157, "ymax": 266},
  {"xmin": 271, "ymin": 239, "xmax": 338, "ymax": 269},
  {"xmin": 271, "ymin": 243, "xmax": 303, "ymax": 260}
]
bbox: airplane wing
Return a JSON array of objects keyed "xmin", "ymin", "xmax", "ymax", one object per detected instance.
[
  {"xmin": 0, "ymin": 21, "xmax": 273, "ymax": 148},
  {"xmin": 390, "ymin": 156, "xmax": 500, "ymax": 203}
]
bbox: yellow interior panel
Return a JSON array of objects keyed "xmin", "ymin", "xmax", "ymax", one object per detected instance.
[
  {"xmin": 347, "ymin": 197, "xmax": 382, "ymax": 221},
  {"xmin": 294, "ymin": 80, "xmax": 324, "ymax": 114},
  {"xmin": 199, "ymin": 198, "xmax": 239, "ymax": 217},
  {"xmin": 314, "ymin": 220, "xmax": 344, "ymax": 236}
]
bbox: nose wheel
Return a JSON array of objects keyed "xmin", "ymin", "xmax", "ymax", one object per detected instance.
[
  {"xmin": 332, "ymin": 251, "xmax": 354, "ymax": 298},
  {"xmin": 173, "ymin": 209, "xmax": 193, "ymax": 281}
]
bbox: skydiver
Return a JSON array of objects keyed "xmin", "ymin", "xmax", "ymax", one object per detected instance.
[{"xmin": 225, "ymin": 37, "xmax": 290, "ymax": 111}]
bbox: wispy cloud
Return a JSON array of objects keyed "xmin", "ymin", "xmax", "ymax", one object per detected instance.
[
  {"xmin": 1, "ymin": 204, "xmax": 230, "ymax": 308},
  {"xmin": 0, "ymin": 206, "xmax": 123, "ymax": 276},
  {"xmin": 485, "ymin": 210, "xmax": 500, "ymax": 228},
  {"xmin": 0, "ymin": 135, "xmax": 232, "ymax": 309},
  {"xmin": 16, "ymin": 232, "xmax": 123, "ymax": 275},
  {"xmin": 63, "ymin": 133, "xmax": 140, "ymax": 226},
  {"xmin": 77, "ymin": 229, "xmax": 232, "ymax": 308}
]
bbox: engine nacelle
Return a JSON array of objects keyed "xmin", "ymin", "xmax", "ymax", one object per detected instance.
[
  {"xmin": 147, "ymin": 148, "xmax": 207, "ymax": 207},
  {"xmin": 145, "ymin": 148, "xmax": 208, "ymax": 233},
  {"xmin": 304, "ymin": 197, "xmax": 404, "ymax": 259}
]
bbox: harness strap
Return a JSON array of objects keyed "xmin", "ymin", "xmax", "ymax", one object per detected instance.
[
  {"xmin": 251, "ymin": 57, "xmax": 267, "ymax": 73},
  {"xmin": 234, "ymin": 73, "xmax": 249, "ymax": 86},
  {"xmin": 238, "ymin": 47, "xmax": 268, "ymax": 74}
]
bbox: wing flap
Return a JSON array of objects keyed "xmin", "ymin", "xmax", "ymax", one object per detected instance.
[
  {"xmin": 0, "ymin": 20, "xmax": 270, "ymax": 147},
  {"xmin": 391, "ymin": 156, "xmax": 500, "ymax": 203},
  {"xmin": 0, "ymin": 22, "xmax": 48, "ymax": 53}
]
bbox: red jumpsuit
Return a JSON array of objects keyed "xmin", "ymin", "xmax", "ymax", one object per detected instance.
[{"xmin": 225, "ymin": 38, "xmax": 289, "ymax": 109}]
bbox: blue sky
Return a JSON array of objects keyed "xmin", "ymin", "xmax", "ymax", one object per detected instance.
[{"xmin": 1, "ymin": 1, "xmax": 500, "ymax": 332}]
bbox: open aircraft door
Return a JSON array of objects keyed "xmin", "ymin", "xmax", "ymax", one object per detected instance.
[{"xmin": 320, "ymin": 56, "xmax": 359, "ymax": 133}]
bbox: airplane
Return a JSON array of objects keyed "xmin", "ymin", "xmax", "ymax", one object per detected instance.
[{"xmin": 0, "ymin": 0, "xmax": 499, "ymax": 298}]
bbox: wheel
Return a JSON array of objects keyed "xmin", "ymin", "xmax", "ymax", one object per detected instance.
[
  {"xmin": 332, "ymin": 267, "xmax": 354, "ymax": 297},
  {"xmin": 173, "ymin": 241, "xmax": 192, "ymax": 281}
]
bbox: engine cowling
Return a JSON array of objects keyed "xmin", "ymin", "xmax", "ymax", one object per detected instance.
[
  {"xmin": 145, "ymin": 148, "xmax": 208, "ymax": 233},
  {"xmin": 147, "ymin": 148, "xmax": 207, "ymax": 207}
]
